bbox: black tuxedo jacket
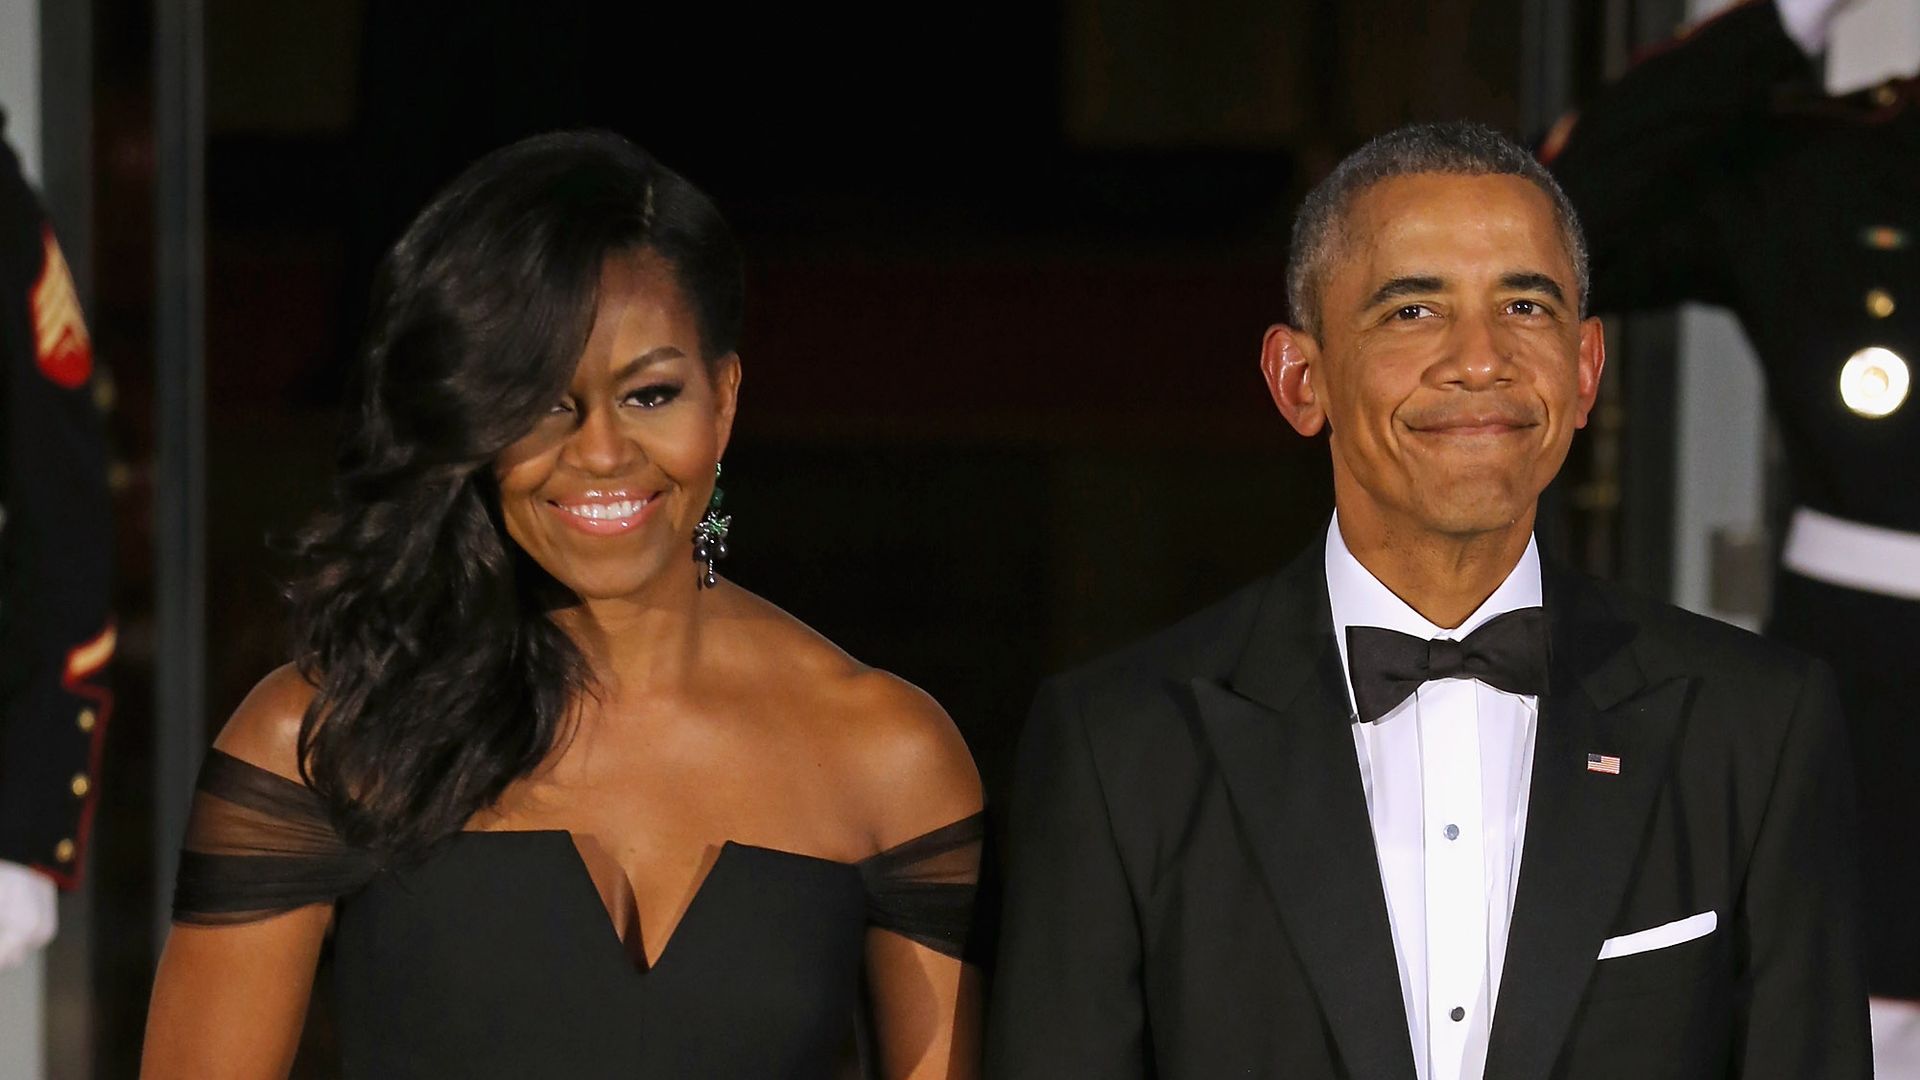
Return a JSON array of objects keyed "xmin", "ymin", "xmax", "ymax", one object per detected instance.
[{"xmin": 986, "ymin": 541, "xmax": 1869, "ymax": 1079}]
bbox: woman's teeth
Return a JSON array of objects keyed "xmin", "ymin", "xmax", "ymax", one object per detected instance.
[{"xmin": 559, "ymin": 498, "xmax": 648, "ymax": 521}]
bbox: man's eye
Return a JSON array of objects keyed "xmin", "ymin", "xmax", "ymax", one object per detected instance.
[
  {"xmin": 1392, "ymin": 304, "xmax": 1433, "ymax": 321},
  {"xmin": 1508, "ymin": 299, "xmax": 1544, "ymax": 316},
  {"xmin": 625, "ymin": 383, "xmax": 683, "ymax": 408}
]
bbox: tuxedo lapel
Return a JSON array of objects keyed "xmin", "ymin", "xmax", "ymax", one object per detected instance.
[
  {"xmin": 1191, "ymin": 545, "xmax": 1418, "ymax": 1080},
  {"xmin": 1484, "ymin": 567, "xmax": 1693, "ymax": 1080}
]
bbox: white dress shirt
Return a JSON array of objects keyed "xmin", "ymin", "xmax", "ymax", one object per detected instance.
[{"xmin": 1325, "ymin": 515, "xmax": 1541, "ymax": 1080}]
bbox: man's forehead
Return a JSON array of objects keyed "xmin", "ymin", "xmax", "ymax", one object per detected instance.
[
  {"xmin": 1349, "ymin": 173, "xmax": 1556, "ymax": 238},
  {"xmin": 1339, "ymin": 174, "xmax": 1574, "ymax": 282}
]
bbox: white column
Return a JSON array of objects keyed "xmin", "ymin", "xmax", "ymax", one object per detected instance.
[
  {"xmin": 0, "ymin": 0, "xmax": 38, "ymax": 182},
  {"xmin": 1667, "ymin": 0, "xmax": 1771, "ymax": 631},
  {"xmin": 0, "ymin": 952, "xmax": 44, "ymax": 1080}
]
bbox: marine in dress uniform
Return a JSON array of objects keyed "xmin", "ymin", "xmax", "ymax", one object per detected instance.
[
  {"xmin": 0, "ymin": 109, "xmax": 114, "ymax": 916},
  {"xmin": 1543, "ymin": 0, "xmax": 1920, "ymax": 1006}
]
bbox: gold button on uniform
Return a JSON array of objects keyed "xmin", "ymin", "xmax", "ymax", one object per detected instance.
[
  {"xmin": 1867, "ymin": 289, "xmax": 1896, "ymax": 319},
  {"xmin": 70, "ymin": 774, "xmax": 90, "ymax": 798},
  {"xmin": 54, "ymin": 840, "xmax": 75, "ymax": 863},
  {"xmin": 1840, "ymin": 346, "xmax": 1912, "ymax": 418},
  {"xmin": 1874, "ymin": 83, "xmax": 1900, "ymax": 108},
  {"xmin": 77, "ymin": 707, "xmax": 96, "ymax": 732}
]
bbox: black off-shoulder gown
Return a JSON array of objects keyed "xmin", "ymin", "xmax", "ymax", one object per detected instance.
[{"xmin": 171, "ymin": 750, "xmax": 983, "ymax": 1079}]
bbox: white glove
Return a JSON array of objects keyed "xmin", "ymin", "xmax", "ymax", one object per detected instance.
[
  {"xmin": 0, "ymin": 860, "xmax": 58, "ymax": 971},
  {"xmin": 1777, "ymin": 0, "xmax": 1858, "ymax": 56}
]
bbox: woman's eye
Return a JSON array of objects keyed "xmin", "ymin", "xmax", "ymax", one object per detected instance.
[
  {"xmin": 548, "ymin": 399, "xmax": 576, "ymax": 415},
  {"xmin": 625, "ymin": 383, "xmax": 683, "ymax": 408}
]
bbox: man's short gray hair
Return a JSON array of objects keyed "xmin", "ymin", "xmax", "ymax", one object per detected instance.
[{"xmin": 1285, "ymin": 121, "xmax": 1589, "ymax": 336}]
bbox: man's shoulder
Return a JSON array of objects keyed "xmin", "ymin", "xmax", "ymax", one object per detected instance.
[{"xmin": 1577, "ymin": 573, "xmax": 1822, "ymax": 697}]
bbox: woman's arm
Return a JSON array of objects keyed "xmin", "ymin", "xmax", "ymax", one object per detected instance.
[
  {"xmin": 848, "ymin": 675, "xmax": 985, "ymax": 1080},
  {"xmin": 866, "ymin": 928, "xmax": 984, "ymax": 1080},
  {"xmin": 142, "ymin": 666, "xmax": 333, "ymax": 1080},
  {"xmin": 143, "ymin": 907, "xmax": 331, "ymax": 1079}
]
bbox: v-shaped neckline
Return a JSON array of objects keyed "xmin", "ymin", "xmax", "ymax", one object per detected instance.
[
  {"xmin": 457, "ymin": 829, "xmax": 861, "ymax": 975},
  {"xmin": 189, "ymin": 750, "xmax": 885, "ymax": 976}
]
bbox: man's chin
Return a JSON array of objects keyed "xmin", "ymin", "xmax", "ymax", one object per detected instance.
[{"xmin": 1407, "ymin": 490, "xmax": 1535, "ymax": 540}]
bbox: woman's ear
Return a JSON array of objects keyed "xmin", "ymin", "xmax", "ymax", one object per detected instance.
[{"xmin": 711, "ymin": 352, "xmax": 742, "ymax": 459}]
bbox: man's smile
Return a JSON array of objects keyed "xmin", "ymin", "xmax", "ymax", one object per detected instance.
[{"xmin": 1399, "ymin": 405, "xmax": 1541, "ymax": 443}]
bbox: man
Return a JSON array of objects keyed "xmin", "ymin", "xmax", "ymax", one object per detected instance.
[
  {"xmin": 0, "ymin": 109, "xmax": 114, "ymax": 969},
  {"xmin": 987, "ymin": 122, "xmax": 1869, "ymax": 1079},
  {"xmin": 1544, "ymin": 0, "xmax": 1920, "ymax": 1060}
]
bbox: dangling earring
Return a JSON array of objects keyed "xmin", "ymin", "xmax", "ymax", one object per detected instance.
[{"xmin": 692, "ymin": 462, "xmax": 731, "ymax": 589}]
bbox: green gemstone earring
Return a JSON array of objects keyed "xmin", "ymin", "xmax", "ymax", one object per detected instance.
[{"xmin": 692, "ymin": 462, "xmax": 731, "ymax": 589}]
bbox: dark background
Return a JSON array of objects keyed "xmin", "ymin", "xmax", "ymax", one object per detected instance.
[{"xmin": 69, "ymin": 0, "xmax": 1656, "ymax": 1072}]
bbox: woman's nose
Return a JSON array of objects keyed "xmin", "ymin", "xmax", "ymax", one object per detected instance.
[{"xmin": 564, "ymin": 405, "xmax": 639, "ymax": 475}]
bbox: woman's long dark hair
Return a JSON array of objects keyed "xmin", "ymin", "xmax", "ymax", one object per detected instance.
[{"xmin": 289, "ymin": 131, "xmax": 743, "ymax": 856}]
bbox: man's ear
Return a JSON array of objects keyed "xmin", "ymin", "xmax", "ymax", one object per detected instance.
[
  {"xmin": 1261, "ymin": 323, "xmax": 1327, "ymax": 437},
  {"xmin": 1572, "ymin": 316, "xmax": 1605, "ymax": 428}
]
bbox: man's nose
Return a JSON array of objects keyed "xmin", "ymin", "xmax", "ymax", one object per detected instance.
[{"xmin": 1440, "ymin": 311, "xmax": 1514, "ymax": 390}]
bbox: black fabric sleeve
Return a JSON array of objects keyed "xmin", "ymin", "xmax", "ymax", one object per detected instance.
[
  {"xmin": 171, "ymin": 749, "xmax": 377, "ymax": 925},
  {"xmin": 858, "ymin": 810, "xmax": 984, "ymax": 961},
  {"xmin": 1545, "ymin": 0, "xmax": 1814, "ymax": 312},
  {"xmin": 985, "ymin": 679, "xmax": 1149, "ymax": 1080},
  {"xmin": 1735, "ymin": 659, "xmax": 1871, "ymax": 1077}
]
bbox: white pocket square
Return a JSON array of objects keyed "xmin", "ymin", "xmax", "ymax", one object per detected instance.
[{"xmin": 1596, "ymin": 910, "xmax": 1717, "ymax": 960}]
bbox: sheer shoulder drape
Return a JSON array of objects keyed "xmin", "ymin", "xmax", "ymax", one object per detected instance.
[{"xmin": 171, "ymin": 749, "xmax": 376, "ymax": 925}]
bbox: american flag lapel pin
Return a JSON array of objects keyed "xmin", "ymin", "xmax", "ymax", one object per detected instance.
[{"xmin": 1587, "ymin": 753, "xmax": 1621, "ymax": 775}]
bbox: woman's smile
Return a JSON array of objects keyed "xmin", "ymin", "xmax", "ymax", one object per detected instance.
[{"xmin": 543, "ymin": 488, "xmax": 666, "ymax": 536}]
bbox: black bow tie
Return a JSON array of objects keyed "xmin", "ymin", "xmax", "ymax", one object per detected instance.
[{"xmin": 1345, "ymin": 606, "xmax": 1550, "ymax": 725}]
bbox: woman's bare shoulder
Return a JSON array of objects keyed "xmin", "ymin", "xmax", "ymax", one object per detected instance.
[
  {"xmin": 720, "ymin": 586, "xmax": 983, "ymax": 849},
  {"xmin": 209, "ymin": 663, "xmax": 317, "ymax": 784},
  {"xmin": 717, "ymin": 586, "xmax": 981, "ymax": 847},
  {"xmin": 716, "ymin": 585, "xmax": 860, "ymax": 674},
  {"xmin": 832, "ymin": 667, "xmax": 982, "ymax": 838},
  {"xmin": 777, "ymin": 644, "xmax": 980, "ymax": 846}
]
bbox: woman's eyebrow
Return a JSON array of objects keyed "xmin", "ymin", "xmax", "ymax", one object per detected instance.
[{"xmin": 610, "ymin": 346, "xmax": 688, "ymax": 381}]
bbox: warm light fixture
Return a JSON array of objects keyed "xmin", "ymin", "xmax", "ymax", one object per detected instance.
[{"xmin": 1839, "ymin": 346, "xmax": 1910, "ymax": 418}]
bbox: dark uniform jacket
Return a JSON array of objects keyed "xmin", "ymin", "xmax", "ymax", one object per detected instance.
[
  {"xmin": 1543, "ymin": 0, "xmax": 1920, "ymax": 998},
  {"xmin": 1545, "ymin": 0, "xmax": 1919, "ymax": 533},
  {"xmin": 987, "ymin": 540, "xmax": 1869, "ymax": 1079},
  {"xmin": 0, "ymin": 111, "xmax": 113, "ymax": 888}
]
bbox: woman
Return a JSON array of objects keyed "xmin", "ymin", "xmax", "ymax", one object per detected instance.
[{"xmin": 142, "ymin": 131, "xmax": 984, "ymax": 1079}]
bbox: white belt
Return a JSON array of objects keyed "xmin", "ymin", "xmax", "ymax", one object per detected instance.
[{"xmin": 1782, "ymin": 508, "xmax": 1920, "ymax": 602}]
